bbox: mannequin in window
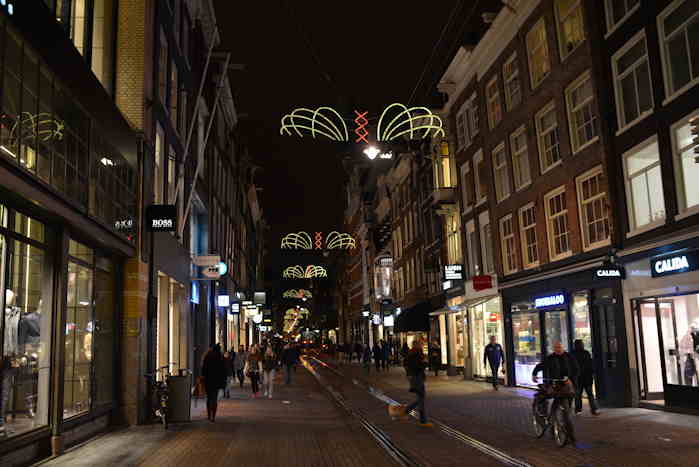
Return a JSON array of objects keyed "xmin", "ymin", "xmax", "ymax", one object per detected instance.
[
  {"xmin": 684, "ymin": 354, "xmax": 697, "ymax": 387},
  {"xmin": 691, "ymin": 321, "xmax": 699, "ymax": 354},
  {"xmin": 1, "ymin": 289, "xmax": 20, "ymax": 436},
  {"xmin": 19, "ymin": 298, "xmax": 41, "ymax": 353}
]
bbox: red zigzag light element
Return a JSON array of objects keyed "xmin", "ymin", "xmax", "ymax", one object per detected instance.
[{"xmin": 354, "ymin": 110, "xmax": 369, "ymax": 144}]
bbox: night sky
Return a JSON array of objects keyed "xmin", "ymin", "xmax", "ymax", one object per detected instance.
[{"xmin": 212, "ymin": 0, "xmax": 465, "ymax": 286}]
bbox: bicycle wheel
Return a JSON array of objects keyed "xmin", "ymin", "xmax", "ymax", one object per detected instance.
[
  {"xmin": 553, "ymin": 405, "xmax": 569, "ymax": 447},
  {"xmin": 532, "ymin": 402, "xmax": 546, "ymax": 438}
]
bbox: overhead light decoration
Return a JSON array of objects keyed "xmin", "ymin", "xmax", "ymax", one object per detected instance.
[
  {"xmin": 283, "ymin": 265, "xmax": 327, "ymax": 278},
  {"xmin": 283, "ymin": 289, "xmax": 313, "ymax": 299},
  {"xmin": 377, "ymin": 103, "xmax": 444, "ymax": 141},
  {"xmin": 304, "ymin": 265, "xmax": 327, "ymax": 278},
  {"xmin": 283, "ymin": 265, "xmax": 305, "ymax": 278},
  {"xmin": 281, "ymin": 231, "xmax": 313, "ymax": 249},
  {"xmin": 279, "ymin": 107, "xmax": 349, "ymax": 142},
  {"xmin": 354, "ymin": 110, "xmax": 369, "ymax": 143},
  {"xmin": 326, "ymin": 231, "xmax": 356, "ymax": 250},
  {"xmin": 10, "ymin": 112, "xmax": 65, "ymax": 144}
]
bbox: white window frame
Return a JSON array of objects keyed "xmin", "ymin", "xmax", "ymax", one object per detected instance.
[
  {"xmin": 544, "ymin": 185, "xmax": 572, "ymax": 261},
  {"xmin": 518, "ymin": 202, "xmax": 539, "ymax": 269},
  {"xmin": 526, "ymin": 18, "xmax": 551, "ymax": 89},
  {"xmin": 604, "ymin": 0, "xmax": 641, "ymax": 36},
  {"xmin": 575, "ymin": 165, "xmax": 611, "ymax": 251},
  {"xmin": 466, "ymin": 93, "xmax": 480, "ymax": 139},
  {"xmin": 671, "ymin": 110, "xmax": 699, "ymax": 219},
  {"xmin": 535, "ymin": 101, "xmax": 562, "ymax": 174},
  {"xmin": 499, "ymin": 214, "xmax": 518, "ymax": 275},
  {"xmin": 456, "ymin": 102, "xmax": 469, "ymax": 150},
  {"xmin": 479, "ymin": 211, "xmax": 495, "ymax": 275},
  {"xmin": 658, "ymin": 0, "xmax": 699, "ymax": 104},
  {"xmin": 465, "ymin": 220, "xmax": 479, "ymax": 277},
  {"xmin": 611, "ymin": 30, "xmax": 654, "ymax": 134},
  {"xmin": 486, "ymin": 76, "xmax": 502, "ymax": 129},
  {"xmin": 460, "ymin": 161, "xmax": 473, "ymax": 214},
  {"xmin": 510, "ymin": 125, "xmax": 531, "ymax": 191},
  {"xmin": 446, "ymin": 213, "xmax": 462, "ymax": 264},
  {"xmin": 565, "ymin": 70, "xmax": 599, "ymax": 154},
  {"xmin": 492, "ymin": 142, "xmax": 511, "ymax": 203},
  {"xmin": 554, "ymin": 0, "xmax": 586, "ymax": 60},
  {"xmin": 473, "ymin": 149, "xmax": 487, "ymax": 205},
  {"xmin": 622, "ymin": 136, "xmax": 667, "ymax": 237},
  {"xmin": 503, "ymin": 52, "xmax": 521, "ymax": 111}
]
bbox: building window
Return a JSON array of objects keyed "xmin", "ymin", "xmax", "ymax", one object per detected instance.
[
  {"xmin": 434, "ymin": 141, "xmax": 454, "ymax": 188},
  {"xmin": 492, "ymin": 143, "xmax": 511, "ymax": 203},
  {"xmin": 66, "ymin": 0, "xmax": 88, "ymax": 55},
  {"xmin": 672, "ymin": 114, "xmax": 699, "ymax": 215},
  {"xmin": 576, "ymin": 166, "xmax": 611, "ymax": 250},
  {"xmin": 158, "ymin": 29, "xmax": 168, "ymax": 105},
  {"xmin": 456, "ymin": 102, "xmax": 468, "ymax": 150},
  {"xmin": 154, "ymin": 125, "xmax": 165, "ymax": 203},
  {"xmin": 460, "ymin": 161, "xmax": 472, "ymax": 212},
  {"xmin": 545, "ymin": 186, "xmax": 571, "ymax": 261},
  {"xmin": 623, "ymin": 138, "xmax": 666, "ymax": 232},
  {"xmin": 566, "ymin": 71, "xmax": 598, "ymax": 153},
  {"xmin": 91, "ymin": 0, "xmax": 115, "ymax": 93},
  {"xmin": 555, "ymin": 0, "xmax": 585, "ymax": 59},
  {"xmin": 510, "ymin": 126, "xmax": 531, "ymax": 190},
  {"xmin": 503, "ymin": 53, "xmax": 522, "ymax": 110},
  {"xmin": 526, "ymin": 18, "xmax": 551, "ymax": 88},
  {"xmin": 612, "ymin": 31, "xmax": 653, "ymax": 131},
  {"xmin": 456, "ymin": 94, "xmax": 479, "ymax": 150},
  {"xmin": 481, "ymin": 221, "xmax": 495, "ymax": 274},
  {"xmin": 605, "ymin": 0, "xmax": 640, "ymax": 32},
  {"xmin": 486, "ymin": 77, "xmax": 502, "ymax": 129},
  {"xmin": 447, "ymin": 213, "xmax": 461, "ymax": 264},
  {"xmin": 535, "ymin": 102, "xmax": 561, "ymax": 173},
  {"xmin": 466, "ymin": 221, "xmax": 480, "ymax": 276},
  {"xmin": 474, "ymin": 150, "xmax": 487, "ymax": 205},
  {"xmin": 170, "ymin": 65, "xmax": 179, "ymax": 128},
  {"xmin": 519, "ymin": 203, "xmax": 539, "ymax": 269},
  {"xmin": 658, "ymin": 0, "xmax": 699, "ymax": 98},
  {"xmin": 466, "ymin": 93, "xmax": 479, "ymax": 140},
  {"xmin": 167, "ymin": 147, "xmax": 176, "ymax": 205},
  {"xmin": 499, "ymin": 214, "xmax": 518, "ymax": 275}
]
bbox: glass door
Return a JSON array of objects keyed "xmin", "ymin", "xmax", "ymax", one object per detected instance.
[
  {"xmin": 658, "ymin": 301, "xmax": 681, "ymax": 386},
  {"xmin": 635, "ymin": 299, "xmax": 664, "ymax": 399}
]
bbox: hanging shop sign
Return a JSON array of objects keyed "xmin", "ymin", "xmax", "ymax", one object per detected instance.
[
  {"xmin": 534, "ymin": 293, "xmax": 567, "ymax": 309},
  {"xmin": 472, "ymin": 275, "xmax": 493, "ymax": 291},
  {"xmin": 254, "ymin": 292, "xmax": 267, "ymax": 305},
  {"xmin": 594, "ymin": 262, "xmax": 626, "ymax": 279},
  {"xmin": 442, "ymin": 280, "xmax": 453, "ymax": 291},
  {"xmin": 650, "ymin": 250, "xmax": 699, "ymax": 278},
  {"xmin": 362, "ymin": 310, "xmax": 370, "ymax": 318},
  {"xmin": 146, "ymin": 204, "xmax": 177, "ymax": 232},
  {"xmin": 230, "ymin": 303, "xmax": 240, "ymax": 314},
  {"xmin": 372, "ymin": 315, "xmax": 382, "ymax": 325},
  {"xmin": 217, "ymin": 295, "xmax": 230, "ymax": 307},
  {"xmin": 444, "ymin": 264, "xmax": 464, "ymax": 281},
  {"xmin": 114, "ymin": 217, "xmax": 135, "ymax": 232},
  {"xmin": 383, "ymin": 315, "xmax": 395, "ymax": 327},
  {"xmin": 242, "ymin": 300, "xmax": 253, "ymax": 306}
]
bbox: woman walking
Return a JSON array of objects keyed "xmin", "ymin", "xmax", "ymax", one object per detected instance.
[
  {"xmin": 201, "ymin": 343, "xmax": 226, "ymax": 422},
  {"xmin": 234, "ymin": 345, "xmax": 248, "ymax": 388},
  {"xmin": 245, "ymin": 345, "xmax": 262, "ymax": 398},
  {"xmin": 262, "ymin": 346, "xmax": 277, "ymax": 399}
]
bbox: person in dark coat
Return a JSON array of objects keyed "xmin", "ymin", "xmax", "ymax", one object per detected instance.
[
  {"xmin": 429, "ymin": 342, "xmax": 441, "ymax": 377},
  {"xmin": 201, "ymin": 344, "xmax": 226, "ymax": 422},
  {"xmin": 483, "ymin": 336, "xmax": 506, "ymax": 390},
  {"xmin": 398, "ymin": 339, "xmax": 432, "ymax": 426},
  {"xmin": 372, "ymin": 343, "xmax": 382, "ymax": 372},
  {"xmin": 222, "ymin": 351, "xmax": 235, "ymax": 398},
  {"xmin": 281, "ymin": 343, "xmax": 297, "ymax": 384},
  {"xmin": 572, "ymin": 339, "xmax": 599, "ymax": 415}
]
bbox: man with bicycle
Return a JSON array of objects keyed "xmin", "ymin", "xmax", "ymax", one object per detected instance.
[{"xmin": 532, "ymin": 342, "xmax": 579, "ymax": 422}]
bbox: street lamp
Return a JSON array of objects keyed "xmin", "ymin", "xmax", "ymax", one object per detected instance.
[{"xmin": 364, "ymin": 146, "xmax": 380, "ymax": 160}]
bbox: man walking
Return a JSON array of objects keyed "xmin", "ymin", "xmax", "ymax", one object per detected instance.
[
  {"xmin": 397, "ymin": 339, "xmax": 432, "ymax": 427},
  {"xmin": 572, "ymin": 339, "xmax": 600, "ymax": 415},
  {"xmin": 281, "ymin": 343, "xmax": 296, "ymax": 385},
  {"xmin": 234, "ymin": 345, "xmax": 248, "ymax": 388},
  {"xmin": 484, "ymin": 335, "xmax": 505, "ymax": 390}
]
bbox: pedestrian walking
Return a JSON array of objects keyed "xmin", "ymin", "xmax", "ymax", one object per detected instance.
[
  {"xmin": 355, "ymin": 342, "xmax": 363, "ymax": 363},
  {"xmin": 381, "ymin": 340, "xmax": 390, "ymax": 370},
  {"xmin": 572, "ymin": 339, "xmax": 600, "ymax": 415},
  {"xmin": 281, "ymin": 343, "xmax": 296, "ymax": 384},
  {"xmin": 362, "ymin": 345, "xmax": 372, "ymax": 373},
  {"xmin": 429, "ymin": 342, "xmax": 441, "ymax": 377},
  {"xmin": 245, "ymin": 345, "xmax": 262, "ymax": 398},
  {"xmin": 223, "ymin": 351, "xmax": 235, "ymax": 398},
  {"xmin": 372, "ymin": 343, "xmax": 382, "ymax": 372},
  {"xmin": 262, "ymin": 346, "xmax": 277, "ymax": 399},
  {"xmin": 202, "ymin": 343, "xmax": 226, "ymax": 422},
  {"xmin": 234, "ymin": 345, "xmax": 248, "ymax": 388},
  {"xmin": 484, "ymin": 336, "xmax": 505, "ymax": 390},
  {"xmin": 397, "ymin": 339, "xmax": 432, "ymax": 427}
]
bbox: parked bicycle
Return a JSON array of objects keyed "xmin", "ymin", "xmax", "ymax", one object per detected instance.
[
  {"xmin": 144, "ymin": 365, "xmax": 171, "ymax": 429},
  {"xmin": 532, "ymin": 377, "xmax": 576, "ymax": 447}
]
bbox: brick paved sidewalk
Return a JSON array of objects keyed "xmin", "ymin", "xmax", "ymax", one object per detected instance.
[
  {"xmin": 41, "ymin": 368, "xmax": 395, "ymax": 467},
  {"xmin": 324, "ymin": 356, "xmax": 699, "ymax": 467}
]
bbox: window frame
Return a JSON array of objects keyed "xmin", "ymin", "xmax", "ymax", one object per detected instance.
[
  {"xmin": 499, "ymin": 213, "xmax": 518, "ymax": 275},
  {"xmin": 575, "ymin": 165, "xmax": 611, "ymax": 251},
  {"xmin": 565, "ymin": 70, "xmax": 599, "ymax": 154},
  {"xmin": 518, "ymin": 202, "xmax": 539, "ymax": 269},
  {"xmin": 670, "ymin": 110, "xmax": 699, "ymax": 219},
  {"xmin": 611, "ymin": 30, "xmax": 654, "ymax": 133},
  {"xmin": 465, "ymin": 220, "xmax": 479, "ymax": 277},
  {"xmin": 554, "ymin": 0, "xmax": 586, "ymax": 61},
  {"xmin": 510, "ymin": 125, "xmax": 532, "ymax": 191},
  {"xmin": 535, "ymin": 101, "xmax": 562, "ymax": 174},
  {"xmin": 479, "ymin": 212, "xmax": 495, "ymax": 275},
  {"xmin": 604, "ymin": 0, "xmax": 641, "ymax": 36},
  {"xmin": 492, "ymin": 142, "xmax": 511, "ymax": 203},
  {"xmin": 526, "ymin": 18, "xmax": 551, "ymax": 90},
  {"xmin": 503, "ymin": 52, "xmax": 521, "ymax": 111},
  {"xmin": 486, "ymin": 76, "xmax": 502, "ymax": 130},
  {"xmin": 657, "ymin": 0, "xmax": 699, "ymax": 104},
  {"xmin": 473, "ymin": 149, "xmax": 487, "ymax": 206},
  {"xmin": 456, "ymin": 101, "xmax": 469, "ymax": 150},
  {"xmin": 544, "ymin": 185, "xmax": 572, "ymax": 261},
  {"xmin": 460, "ymin": 161, "xmax": 473, "ymax": 214}
]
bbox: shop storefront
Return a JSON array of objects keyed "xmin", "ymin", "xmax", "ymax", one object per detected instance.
[
  {"xmin": 155, "ymin": 274, "xmax": 187, "ymax": 378},
  {"xmin": 624, "ymin": 246, "xmax": 699, "ymax": 410},
  {"xmin": 395, "ymin": 301, "xmax": 430, "ymax": 353},
  {"xmin": 469, "ymin": 297, "xmax": 504, "ymax": 380},
  {"xmin": 430, "ymin": 296, "xmax": 467, "ymax": 376},
  {"xmin": 502, "ymin": 265, "xmax": 629, "ymax": 407}
]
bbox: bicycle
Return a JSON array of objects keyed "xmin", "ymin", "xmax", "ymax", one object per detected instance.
[
  {"xmin": 532, "ymin": 377, "xmax": 576, "ymax": 447},
  {"xmin": 144, "ymin": 365, "xmax": 170, "ymax": 429}
]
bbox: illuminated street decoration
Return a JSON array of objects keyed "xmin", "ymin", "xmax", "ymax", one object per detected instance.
[
  {"xmin": 326, "ymin": 231, "xmax": 356, "ymax": 250},
  {"xmin": 279, "ymin": 107, "xmax": 349, "ymax": 142},
  {"xmin": 10, "ymin": 112, "xmax": 65, "ymax": 143},
  {"xmin": 304, "ymin": 265, "xmax": 327, "ymax": 278},
  {"xmin": 315, "ymin": 232, "xmax": 323, "ymax": 249},
  {"xmin": 282, "ymin": 265, "xmax": 327, "ymax": 278},
  {"xmin": 283, "ymin": 265, "xmax": 305, "ymax": 278},
  {"xmin": 283, "ymin": 289, "xmax": 313, "ymax": 299},
  {"xmin": 354, "ymin": 110, "xmax": 369, "ymax": 144},
  {"xmin": 281, "ymin": 231, "xmax": 313, "ymax": 249},
  {"xmin": 377, "ymin": 103, "xmax": 444, "ymax": 141}
]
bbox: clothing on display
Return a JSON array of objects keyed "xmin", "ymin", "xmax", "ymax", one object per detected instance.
[{"xmin": 684, "ymin": 354, "xmax": 697, "ymax": 387}]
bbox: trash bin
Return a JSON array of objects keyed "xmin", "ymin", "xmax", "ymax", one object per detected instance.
[{"xmin": 167, "ymin": 375, "xmax": 192, "ymax": 422}]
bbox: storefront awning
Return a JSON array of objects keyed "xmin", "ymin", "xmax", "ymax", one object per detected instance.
[
  {"xmin": 394, "ymin": 301, "xmax": 431, "ymax": 333},
  {"xmin": 429, "ymin": 294, "xmax": 499, "ymax": 316}
]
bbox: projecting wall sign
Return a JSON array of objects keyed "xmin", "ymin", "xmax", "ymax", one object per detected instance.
[
  {"xmin": 280, "ymin": 231, "xmax": 356, "ymax": 250},
  {"xmin": 145, "ymin": 205, "xmax": 177, "ymax": 232},
  {"xmin": 444, "ymin": 264, "xmax": 464, "ymax": 281}
]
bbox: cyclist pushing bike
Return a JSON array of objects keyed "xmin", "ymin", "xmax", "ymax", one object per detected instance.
[{"xmin": 532, "ymin": 341, "xmax": 580, "ymax": 445}]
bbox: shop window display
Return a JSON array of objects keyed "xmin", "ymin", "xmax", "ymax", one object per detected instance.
[
  {"xmin": 1, "ymin": 206, "xmax": 51, "ymax": 439},
  {"xmin": 664, "ymin": 295, "xmax": 699, "ymax": 387},
  {"xmin": 512, "ymin": 310, "xmax": 541, "ymax": 387},
  {"xmin": 545, "ymin": 310, "xmax": 569, "ymax": 354},
  {"xmin": 471, "ymin": 299, "xmax": 504, "ymax": 378}
]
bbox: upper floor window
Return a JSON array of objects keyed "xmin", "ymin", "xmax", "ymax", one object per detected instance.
[
  {"xmin": 544, "ymin": 186, "xmax": 571, "ymax": 261},
  {"xmin": 526, "ymin": 18, "xmax": 551, "ymax": 89},
  {"xmin": 605, "ymin": 0, "xmax": 640, "ymax": 32},
  {"xmin": 503, "ymin": 53, "xmax": 522, "ymax": 110},
  {"xmin": 499, "ymin": 214, "xmax": 518, "ymax": 275},
  {"xmin": 565, "ymin": 71, "xmax": 598, "ymax": 153},
  {"xmin": 446, "ymin": 213, "xmax": 462, "ymax": 264},
  {"xmin": 158, "ymin": 29, "xmax": 168, "ymax": 104},
  {"xmin": 671, "ymin": 114, "xmax": 699, "ymax": 216},
  {"xmin": 576, "ymin": 166, "xmax": 611, "ymax": 250},
  {"xmin": 474, "ymin": 150, "xmax": 488, "ymax": 205},
  {"xmin": 456, "ymin": 102, "xmax": 468, "ymax": 149},
  {"xmin": 492, "ymin": 143, "xmax": 511, "ymax": 203},
  {"xmin": 170, "ymin": 65, "xmax": 179, "ymax": 128},
  {"xmin": 612, "ymin": 31, "xmax": 653, "ymax": 131},
  {"xmin": 460, "ymin": 161, "xmax": 473, "ymax": 212},
  {"xmin": 658, "ymin": 0, "xmax": 699, "ymax": 100},
  {"xmin": 623, "ymin": 138, "xmax": 666, "ymax": 233},
  {"xmin": 555, "ymin": 0, "xmax": 586, "ymax": 59},
  {"xmin": 91, "ymin": 0, "xmax": 115, "ymax": 93},
  {"xmin": 486, "ymin": 77, "xmax": 503, "ymax": 129},
  {"xmin": 480, "ymin": 218, "xmax": 495, "ymax": 275},
  {"xmin": 510, "ymin": 126, "xmax": 531, "ymax": 190},
  {"xmin": 519, "ymin": 203, "xmax": 539, "ymax": 269},
  {"xmin": 434, "ymin": 141, "xmax": 454, "ymax": 188},
  {"xmin": 466, "ymin": 221, "xmax": 480, "ymax": 277},
  {"xmin": 536, "ymin": 102, "xmax": 561, "ymax": 173},
  {"xmin": 456, "ymin": 94, "xmax": 479, "ymax": 150},
  {"xmin": 154, "ymin": 125, "xmax": 165, "ymax": 203}
]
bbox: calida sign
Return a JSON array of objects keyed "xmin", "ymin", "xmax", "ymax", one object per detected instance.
[{"xmin": 650, "ymin": 250, "xmax": 699, "ymax": 278}]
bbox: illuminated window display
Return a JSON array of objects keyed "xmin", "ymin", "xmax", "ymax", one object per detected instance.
[
  {"xmin": 374, "ymin": 257, "xmax": 392, "ymax": 300},
  {"xmin": 470, "ymin": 298, "xmax": 504, "ymax": 379},
  {"xmin": 512, "ymin": 310, "xmax": 541, "ymax": 387}
]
